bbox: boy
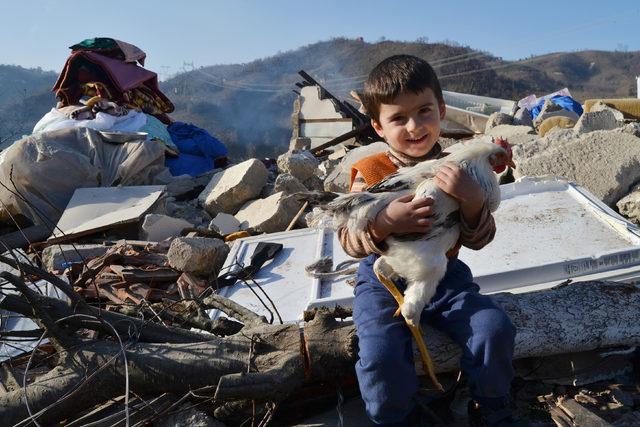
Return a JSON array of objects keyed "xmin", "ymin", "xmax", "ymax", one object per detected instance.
[{"xmin": 339, "ymin": 55, "xmax": 518, "ymax": 426}]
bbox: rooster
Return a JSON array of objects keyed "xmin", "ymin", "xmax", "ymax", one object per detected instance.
[{"xmin": 321, "ymin": 137, "xmax": 514, "ymax": 390}]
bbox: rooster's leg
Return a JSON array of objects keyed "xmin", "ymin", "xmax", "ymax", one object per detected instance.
[{"xmin": 373, "ymin": 261, "xmax": 444, "ymax": 392}]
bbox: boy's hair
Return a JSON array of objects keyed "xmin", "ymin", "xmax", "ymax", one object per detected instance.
[{"xmin": 362, "ymin": 54, "xmax": 444, "ymax": 122}]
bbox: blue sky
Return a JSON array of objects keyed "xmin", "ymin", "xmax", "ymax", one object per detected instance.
[{"xmin": 2, "ymin": 0, "xmax": 639, "ymax": 79}]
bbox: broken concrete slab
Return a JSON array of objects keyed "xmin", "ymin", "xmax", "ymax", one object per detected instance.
[
  {"xmin": 234, "ymin": 192, "xmax": 302, "ymax": 234},
  {"xmin": 48, "ymin": 185, "xmax": 166, "ymax": 243},
  {"xmin": 514, "ymin": 131, "xmax": 640, "ymax": 206},
  {"xmin": 274, "ymin": 173, "xmax": 307, "ymax": 195},
  {"xmin": 198, "ymin": 159, "xmax": 269, "ymax": 215},
  {"xmin": 42, "ymin": 244, "xmax": 108, "ymax": 271},
  {"xmin": 208, "ymin": 213, "xmax": 241, "ymax": 235},
  {"xmin": 323, "ymin": 141, "xmax": 388, "ymax": 192},
  {"xmin": 276, "ymin": 150, "xmax": 319, "ymax": 182},
  {"xmin": 484, "ymin": 112, "xmax": 513, "ymax": 133},
  {"xmin": 167, "ymin": 237, "xmax": 229, "ymax": 277},
  {"xmin": 589, "ymin": 101, "xmax": 625, "ymax": 122},
  {"xmin": 141, "ymin": 214, "xmax": 192, "ymax": 242},
  {"xmin": 574, "ymin": 109, "xmax": 624, "ymax": 134}
]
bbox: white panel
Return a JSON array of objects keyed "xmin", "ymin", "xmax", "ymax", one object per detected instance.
[
  {"xmin": 299, "ymin": 86, "xmax": 345, "ymax": 119},
  {"xmin": 301, "ymin": 121, "xmax": 353, "ymax": 138}
]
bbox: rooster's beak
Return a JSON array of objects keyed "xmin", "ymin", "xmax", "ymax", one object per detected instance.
[{"xmin": 507, "ymin": 159, "xmax": 516, "ymax": 168}]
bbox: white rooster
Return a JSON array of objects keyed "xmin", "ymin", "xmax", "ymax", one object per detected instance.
[{"xmin": 322, "ymin": 137, "xmax": 514, "ymax": 390}]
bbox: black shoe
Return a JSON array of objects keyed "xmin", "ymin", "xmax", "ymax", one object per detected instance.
[{"xmin": 467, "ymin": 400, "xmax": 529, "ymax": 427}]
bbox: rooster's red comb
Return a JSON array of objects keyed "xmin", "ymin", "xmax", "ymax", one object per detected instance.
[{"xmin": 493, "ymin": 137, "xmax": 512, "ymax": 155}]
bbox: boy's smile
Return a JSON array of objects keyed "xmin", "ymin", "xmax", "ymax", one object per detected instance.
[{"xmin": 372, "ymin": 88, "xmax": 446, "ymax": 158}]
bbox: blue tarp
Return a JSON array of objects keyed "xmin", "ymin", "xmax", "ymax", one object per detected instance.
[
  {"xmin": 166, "ymin": 122, "xmax": 227, "ymax": 176},
  {"xmin": 531, "ymin": 95, "xmax": 583, "ymax": 120}
]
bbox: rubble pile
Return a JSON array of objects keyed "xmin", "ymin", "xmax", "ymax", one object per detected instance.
[{"xmin": 5, "ymin": 60, "xmax": 640, "ymax": 426}]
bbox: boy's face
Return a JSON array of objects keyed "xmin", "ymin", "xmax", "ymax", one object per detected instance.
[{"xmin": 372, "ymin": 88, "xmax": 446, "ymax": 158}]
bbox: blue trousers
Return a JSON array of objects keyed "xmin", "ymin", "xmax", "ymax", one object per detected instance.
[{"xmin": 353, "ymin": 254, "xmax": 516, "ymax": 425}]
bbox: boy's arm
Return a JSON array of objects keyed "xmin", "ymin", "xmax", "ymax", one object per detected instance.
[
  {"xmin": 458, "ymin": 203, "xmax": 496, "ymax": 250},
  {"xmin": 434, "ymin": 162, "xmax": 496, "ymax": 250},
  {"xmin": 338, "ymin": 171, "xmax": 387, "ymax": 258}
]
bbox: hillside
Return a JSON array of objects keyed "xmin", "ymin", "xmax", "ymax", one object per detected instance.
[{"xmin": 1, "ymin": 39, "xmax": 639, "ymax": 158}]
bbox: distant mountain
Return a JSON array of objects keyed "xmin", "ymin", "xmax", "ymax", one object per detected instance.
[
  {"xmin": 1, "ymin": 39, "xmax": 639, "ymax": 158},
  {"xmin": 0, "ymin": 65, "xmax": 57, "ymax": 145}
]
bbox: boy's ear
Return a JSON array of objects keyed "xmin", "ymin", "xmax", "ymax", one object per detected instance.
[
  {"xmin": 371, "ymin": 119, "xmax": 385, "ymax": 139},
  {"xmin": 439, "ymin": 102, "xmax": 446, "ymax": 120}
]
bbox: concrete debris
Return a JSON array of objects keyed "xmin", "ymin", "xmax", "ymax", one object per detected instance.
[
  {"xmin": 484, "ymin": 112, "xmax": 514, "ymax": 132},
  {"xmin": 141, "ymin": 214, "xmax": 193, "ymax": 242},
  {"xmin": 198, "ymin": 158, "xmax": 269, "ymax": 215},
  {"xmin": 575, "ymin": 109, "xmax": 624, "ymax": 134},
  {"xmin": 235, "ymin": 191, "xmax": 302, "ymax": 233},
  {"xmin": 41, "ymin": 244, "xmax": 108, "ymax": 272},
  {"xmin": 208, "ymin": 212, "xmax": 241, "ymax": 235},
  {"xmin": 166, "ymin": 199, "xmax": 212, "ymax": 227},
  {"xmin": 273, "ymin": 173, "xmax": 307, "ymax": 195},
  {"xmin": 616, "ymin": 185, "xmax": 640, "ymax": 225},
  {"xmin": 167, "ymin": 236, "xmax": 229, "ymax": 277},
  {"xmin": 514, "ymin": 131, "xmax": 640, "ymax": 206},
  {"xmin": 590, "ymin": 101, "xmax": 626, "ymax": 122},
  {"xmin": 276, "ymin": 150, "xmax": 319, "ymax": 182}
]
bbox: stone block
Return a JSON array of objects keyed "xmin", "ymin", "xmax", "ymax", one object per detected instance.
[
  {"xmin": 198, "ymin": 159, "xmax": 269, "ymax": 215},
  {"xmin": 141, "ymin": 214, "xmax": 192, "ymax": 242},
  {"xmin": 208, "ymin": 213, "xmax": 241, "ymax": 235},
  {"xmin": 273, "ymin": 173, "xmax": 307, "ymax": 195},
  {"xmin": 574, "ymin": 109, "xmax": 624, "ymax": 134},
  {"xmin": 277, "ymin": 150, "xmax": 319, "ymax": 182},
  {"xmin": 617, "ymin": 185, "xmax": 640, "ymax": 225},
  {"xmin": 42, "ymin": 244, "xmax": 108, "ymax": 272},
  {"xmin": 235, "ymin": 192, "xmax": 302, "ymax": 234},
  {"xmin": 484, "ymin": 112, "xmax": 513, "ymax": 133},
  {"xmin": 167, "ymin": 237, "xmax": 229, "ymax": 276},
  {"xmin": 514, "ymin": 131, "xmax": 640, "ymax": 206},
  {"xmin": 588, "ymin": 101, "xmax": 625, "ymax": 122}
]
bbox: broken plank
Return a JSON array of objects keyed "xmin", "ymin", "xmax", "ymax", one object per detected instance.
[{"xmin": 557, "ymin": 398, "xmax": 611, "ymax": 427}]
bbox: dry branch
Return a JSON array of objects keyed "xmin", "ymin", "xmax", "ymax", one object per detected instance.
[{"xmin": 2, "ymin": 276, "xmax": 640, "ymax": 425}]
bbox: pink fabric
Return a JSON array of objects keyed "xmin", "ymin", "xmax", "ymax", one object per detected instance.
[{"xmin": 53, "ymin": 51, "xmax": 172, "ymax": 110}]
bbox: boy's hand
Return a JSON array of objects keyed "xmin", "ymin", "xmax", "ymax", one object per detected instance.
[
  {"xmin": 371, "ymin": 194, "xmax": 433, "ymax": 241},
  {"xmin": 435, "ymin": 162, "xmax": 485, "ymax": 227}
]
